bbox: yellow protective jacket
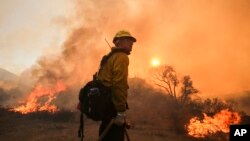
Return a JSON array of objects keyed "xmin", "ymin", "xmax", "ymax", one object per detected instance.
[{"xmin": 97, "ymin": 47, "xmax": 129, "ymax": 112}]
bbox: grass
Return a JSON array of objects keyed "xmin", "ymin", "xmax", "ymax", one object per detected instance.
[
  {"xmin": 1, "ymin": 77, "xmax": 242, "ymax": 141},
  {"xmin": 0, "ymin": 108, "xmax": 199, "ymax": 141}
]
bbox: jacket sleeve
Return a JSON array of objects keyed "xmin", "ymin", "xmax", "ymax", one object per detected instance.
[{"xmin": 111, "ymin": 54, "xmax": 129, "ymax": 112}]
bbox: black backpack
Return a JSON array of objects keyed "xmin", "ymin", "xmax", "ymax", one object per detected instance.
[
  {"xmin": 78, "ymin": 79, "xmax": 113, "ymax": 121},
  {"xmin": 78, "ymin": 50, "xmax": 122, "ymax": 140}
]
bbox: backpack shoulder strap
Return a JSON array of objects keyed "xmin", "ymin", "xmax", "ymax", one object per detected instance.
[
  {"xmin": 94, "ymin": 48, "xmax": 126, "ymax": 80},
  {"xmin": 100, "ymin": 48, "xmax": 128, "ymax": 68},
  {"xmin": 100, "ymin": 51, "xmax": 115, "ymax": 67},
  {"xmin": 78, "ymin": 113, "xmax": 84, "ymax": 141}
]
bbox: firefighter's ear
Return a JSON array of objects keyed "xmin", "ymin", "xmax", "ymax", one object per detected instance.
[{"xmin": 115, "ymin": 39, "xmax": 120, "ymax": 46}]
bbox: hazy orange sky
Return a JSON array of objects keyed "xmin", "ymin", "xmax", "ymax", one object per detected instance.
[
  {"xmin": 1, "ymin": 0, "xmax": 250, "ymax": 98},
  {"xmin": 0, "ymin": 0, "xmax": 74, "ymax": 74}
]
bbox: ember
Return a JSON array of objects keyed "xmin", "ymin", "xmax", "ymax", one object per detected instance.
[
  {"xmin": 11, "ymin": 81, "xmax": 66, "ymax": 114},
  {"xmin": 186, "ymin": 109, "xmax": 241, "ymax": 138}
]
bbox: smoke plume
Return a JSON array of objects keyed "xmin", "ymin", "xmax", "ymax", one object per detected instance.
[{"xmin": 6, "ymin": 0, "xmax": 249, "ymax": 110}]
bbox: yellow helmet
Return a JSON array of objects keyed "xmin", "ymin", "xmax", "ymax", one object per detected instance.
[{"xmin": 113, "ymin": 30, "xmax": 136, "ymax": 44}]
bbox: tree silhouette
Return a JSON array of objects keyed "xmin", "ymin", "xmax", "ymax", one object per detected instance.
[
  {"xmin": 154, "ymin": 65, "xmax": 179, "ymax": 100},
  {"xmin": 154, "ymin": 65, "xmax": 198, "ymax": 105},
  {"xmin": 180, "ymin": 75, "xmax": 198, "ymax": 105}
]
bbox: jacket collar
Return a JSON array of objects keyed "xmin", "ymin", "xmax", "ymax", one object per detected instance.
[{"xmin": 111, "ymin": 47, "xmax": 130, "ymax": 55}]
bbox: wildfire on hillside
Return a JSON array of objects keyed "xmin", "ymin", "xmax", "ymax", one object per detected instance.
[
  {"xmin": 11, "ymin": 80, "xmax": 66, "ymax": 114},
  {"xmin": 186, "ymin": 109, "xmax": 241, "ymax": 138}
]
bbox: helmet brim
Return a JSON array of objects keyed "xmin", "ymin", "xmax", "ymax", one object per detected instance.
[{"xmin": 113, "ymin": 36, "xmax": 136, "ymax": 44}]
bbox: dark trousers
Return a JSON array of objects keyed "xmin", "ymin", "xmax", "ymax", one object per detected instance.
[{"xmin": 99, "ymin": 119, "xmax": 125, "ymax": 141}]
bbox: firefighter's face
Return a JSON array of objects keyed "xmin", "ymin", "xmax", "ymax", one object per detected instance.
[{"xmin": 118, "ymin": 38, "xmax": 134, "ymax": 52}]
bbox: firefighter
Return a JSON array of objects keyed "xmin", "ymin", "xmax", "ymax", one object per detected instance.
[{"xmin": 97, "ymin": 30, "xmax": 136, "ymax": 141}]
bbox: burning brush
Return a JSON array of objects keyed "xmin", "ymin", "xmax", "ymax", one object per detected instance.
[
  {"xmin": 11, "ymin": 80, "xmax": 66, "ymax": 114},
  {"xmin": 186, "ymin": 109, "xmax": 241, "ymax": 138}
]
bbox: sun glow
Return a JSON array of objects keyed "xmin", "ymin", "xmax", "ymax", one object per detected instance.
[{"xmin": 151, "ymin": 58, "xmax": 160, "ymax": 67}]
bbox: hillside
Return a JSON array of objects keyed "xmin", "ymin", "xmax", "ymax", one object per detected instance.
[{"xmin": 0, "ymin": 68, "xmax": 18, "ymax": 82}]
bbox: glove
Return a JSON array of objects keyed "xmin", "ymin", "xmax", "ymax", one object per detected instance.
[{"xmin": 113, "ymin": 112, "xmax": 126, "ymax": 126}]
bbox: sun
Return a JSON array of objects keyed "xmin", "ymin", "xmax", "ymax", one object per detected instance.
[{"xmin": 151, "ymin": 58, "xmax": 160, "ymax": 67}]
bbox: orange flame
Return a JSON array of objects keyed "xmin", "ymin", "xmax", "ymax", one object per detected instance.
[
  {"xmin": 12, "ymin": 81, "xmax": 66, "ymax": 114},
  {"xmin": 186, "ymin": 109, "xmax": 241, "ymax": 138}
]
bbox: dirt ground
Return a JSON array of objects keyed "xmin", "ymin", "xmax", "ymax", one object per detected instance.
[{"xmin": 0, "ymin": 108, "xmax": 199, "ymax": 141}]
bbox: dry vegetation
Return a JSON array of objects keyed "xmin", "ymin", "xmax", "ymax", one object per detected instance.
[{"xmin": 0, "ymin": 77, "xmax": 249, "ymax": 141}]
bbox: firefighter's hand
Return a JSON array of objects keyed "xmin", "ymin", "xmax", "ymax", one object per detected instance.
[{"xmin": 113, "ymin": 112, "xmax": 126, "ymax": 126}]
